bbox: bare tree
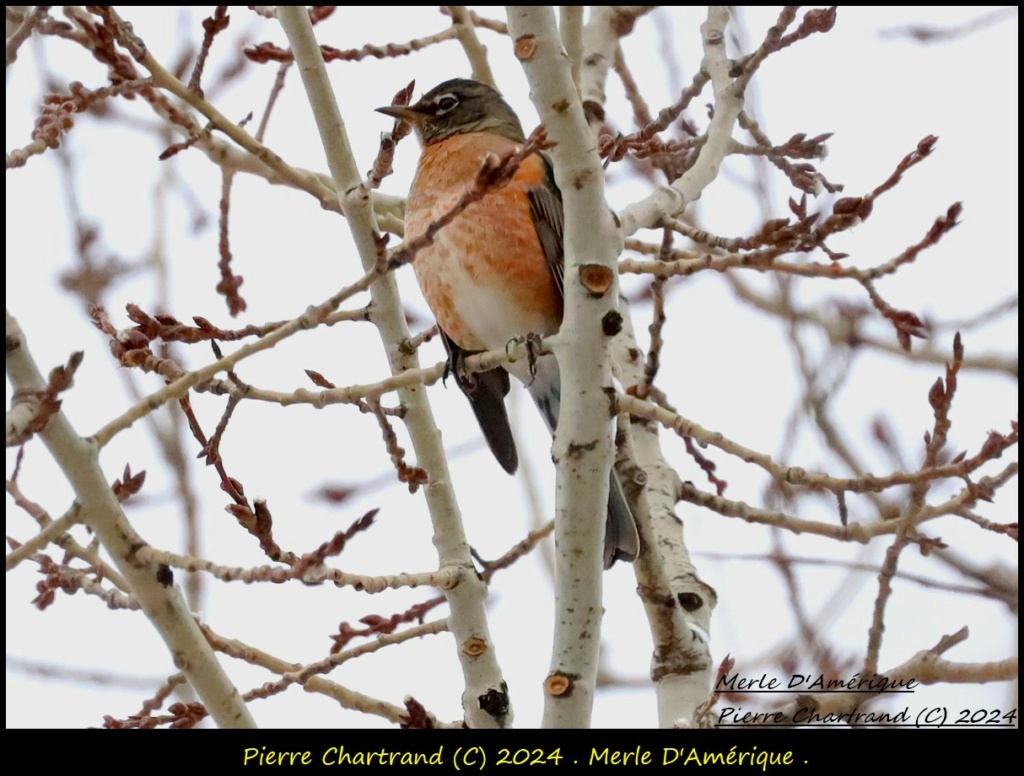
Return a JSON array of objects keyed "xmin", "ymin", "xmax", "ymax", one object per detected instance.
[{"xmin": 6, "ymin": 6, "xmax": 1017, "ymax": 730}]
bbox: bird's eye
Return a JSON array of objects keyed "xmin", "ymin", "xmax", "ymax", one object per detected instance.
[{"xmin": 433, "ymin": 94, "xmax": 459, "ymax": 114}]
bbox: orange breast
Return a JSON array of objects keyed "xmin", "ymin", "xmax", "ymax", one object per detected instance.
[{"xmin": 404, "ymin": 133, "xmax": 562, "ymax": 354}]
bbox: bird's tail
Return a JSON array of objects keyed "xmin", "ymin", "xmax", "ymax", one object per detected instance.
[{"xmin": 527, "ymin": 357, "xmax": 639, "ymax": 567}]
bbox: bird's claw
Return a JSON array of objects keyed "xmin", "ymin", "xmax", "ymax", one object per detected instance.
[{"xmin": 505, "ymin": 332, "xmax": 544, "ymax": 386}]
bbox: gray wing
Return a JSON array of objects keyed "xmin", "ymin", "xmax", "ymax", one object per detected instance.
[
  {"xmin": 525, "ymin": 154, "xmax": 565, "ymax": 299},
  {"xmin": 525, "ymin": 155, "xmax": 639, "ymax": 567}
]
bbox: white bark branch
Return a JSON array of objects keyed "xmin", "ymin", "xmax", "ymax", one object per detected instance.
[
  {"xmin": 5, "ymin": 310, "xmax": 255, "ymax": 728},
  {"xmin": 277, "ymin": 7, "xmax": 510, "ymax": 729},
  {"xmin": 579, "ymin": 6, "xmax": 619, "ymax": 110},
  {"xmin": 618, "ymin": 7, "xmax": 742, "ymax": 236},
  {"xmin": 5, "ymin": 510, "xmax": 78, "ymax": 570},
  {"xmin": 506, "ymin": 4, "xmax": 620, "ymax": 729},
  {"xmin": 575, "ymin": 5, "xmax": 720, "ymax": 728},
  {"xmin": 446, "ymin": 6, "xmax": 496, "ymax": 86},
  {"xmin": 559, "ymin": 6, "xmax": 583, "ymax": 92},
  {"xmin": 612, "ymin": 313, "xmax": 717, "ymax": 727}
]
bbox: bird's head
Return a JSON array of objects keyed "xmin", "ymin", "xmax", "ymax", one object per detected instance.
[{"xmin": 377, "ymin": 78, "xmax": 526, "ymax": 145}]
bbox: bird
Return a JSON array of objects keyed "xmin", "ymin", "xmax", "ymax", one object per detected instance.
[{"xmin": 377, "ymin": 78, "xmax": 639, "ymax": 567}]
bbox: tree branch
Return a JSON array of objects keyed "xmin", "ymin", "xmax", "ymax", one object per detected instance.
[
  {"xmin": 277, "ymin": 7, "xmax": 510, "ymax": 729},
  {"xmin": 5, "ymin": 311, "xmax": 255, "ymax": 728},
  {"xmin": 507, "ymin": 4, "xmax": 619, "ymax": 729}
]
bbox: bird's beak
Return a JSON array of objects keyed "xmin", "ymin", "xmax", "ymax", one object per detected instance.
[{"xmin": 375, "ymin": 104, "xmax": 426, "ymax": 125}]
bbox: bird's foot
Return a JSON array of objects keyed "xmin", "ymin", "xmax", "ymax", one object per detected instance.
[
  {"xmin": 505, "ymin": 332, "xmax": 545, "ymax": 386},
  {"xmin": 442, "ymin": 335, "xmax": 478, "ymax": 391}
]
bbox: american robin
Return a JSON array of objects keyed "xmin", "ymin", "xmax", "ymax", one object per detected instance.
[{"xmin": 378, "ymin": 78, "xmax": 639, "ymax": 567}]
